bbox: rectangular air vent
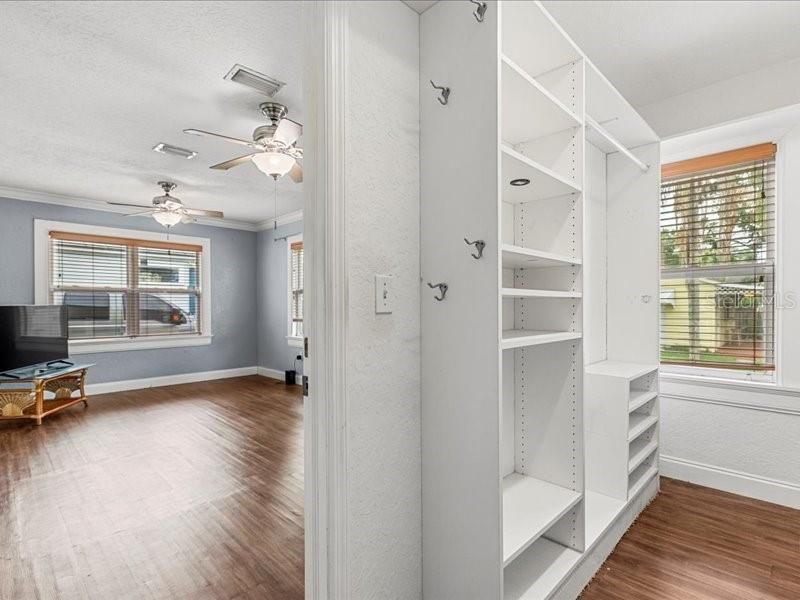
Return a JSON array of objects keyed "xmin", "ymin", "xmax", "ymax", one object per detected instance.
[
  {"xmin": 224, "ymin": 64, "xmax": 285, "ymax": 97},
  {"xmin": 152, "ymin": 143, "xmax": 197, "ymax": 159}
]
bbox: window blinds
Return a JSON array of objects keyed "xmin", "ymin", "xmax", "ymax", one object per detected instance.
[
  {"xmin": 290, "ymin": 241, "xmax": 304, "ymax": 337},
  {"xmin": 49, "ymin": 231, "xmax": 202, "ymax": 340},
  {"xmin": 660, "ymin": 143, "xmax": 776, "ymax": 370}
]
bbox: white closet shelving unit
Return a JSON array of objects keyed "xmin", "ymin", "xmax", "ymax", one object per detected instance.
[{"xmin": 421, "ymin": 2, "xmax": 660, "ymax": 599}]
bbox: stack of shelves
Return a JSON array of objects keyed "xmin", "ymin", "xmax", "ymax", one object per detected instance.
[{"xmin": 585, "ymin": 361, "xmax": 660, "ymax": 502}]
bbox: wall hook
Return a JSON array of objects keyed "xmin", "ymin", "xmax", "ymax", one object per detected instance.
[
  {"xmin": 430, "ymin": 80, "xmax": 450, "ymax": 106},
  {"xmin": 427, "ymin": 282, "xmax": 448, "ymax": 301},
  {"xmin": 470, "ymin": 0, "xmax": 487, "ymax": 22},
  {"xmin": 464, "ymin": 238, "xmax": 486, "ymax": 259}
]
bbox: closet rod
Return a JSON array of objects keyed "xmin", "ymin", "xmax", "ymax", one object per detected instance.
[{"xmin": 586, "ymin": 115, "xmax": 649, "ymax": 172}]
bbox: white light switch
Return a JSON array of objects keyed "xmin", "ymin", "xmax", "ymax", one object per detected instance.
[{"xmin": 375, "ymin": 274, "xmax": 392, "ymax": 314}]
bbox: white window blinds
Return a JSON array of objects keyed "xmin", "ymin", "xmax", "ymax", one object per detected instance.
[
  {"xmin": 49, "ymin": 231, "xmax": 202, "ymax": 340},
  {"xmin": 290, "ymin": 241, "xmax": 304, "ymax": 338},
  {"xmin": 660, "ymin": 143, "xmax": 776, "ymax": 371}
]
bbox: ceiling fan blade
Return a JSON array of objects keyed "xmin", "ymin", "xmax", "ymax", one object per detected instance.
[
  {"xmin": 210, "ymin": 153, "xmax": 257, "ymax": 170},
  {"xmin": 183, "ymin": 128, "xmax": 257, "ymax": 148},
  {"xmin": 273, "ymin": 118, "xmax": 302, "ymax": 147},
  {"xmin": 181, "ymin": 215, "xmax": 198, "ymax": 224},
  {"xmin": 124, "ymin": 209, "xmax": 157, "ymax": 217},
  {"xmin": 184, "ymin": 208, "xmax": 224, "ymax": 218},
  {"xmin": 108, "ymin": 201, "xmax": 153, "ymax": 208},
  {"xmin": 288, "ymin": 161, "xmax": 303, "ymax": 183}
]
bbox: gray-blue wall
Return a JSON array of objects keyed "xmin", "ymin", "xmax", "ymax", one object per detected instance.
[
  {"xmin": 0, "ymin": 196, "xmax": 258, "ymax": 383},
  {"xmin": 257, "ymin": 221, "xmax": 304, "ymax": 377}
]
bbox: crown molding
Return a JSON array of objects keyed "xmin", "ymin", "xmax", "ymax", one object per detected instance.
[
  {"xmin": 0, "ymin": 185, "xmax": 300, "ymax": 232},
  {"xmin": 255, "ymin": 208, "xmax": 305, "ymax": 231}
]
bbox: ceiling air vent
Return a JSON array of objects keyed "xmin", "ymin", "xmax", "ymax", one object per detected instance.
[
  {"xmin": 152, "ymin": 143, "xmax": 197, "ymax": 159},
  {"xmin": 224, "ymin": 64, "xmax": 285, "ymax": 97}
]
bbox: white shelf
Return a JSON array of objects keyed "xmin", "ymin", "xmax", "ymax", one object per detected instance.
[
  {"xmin": 628, "ymin": 439, "xmax": 658, "ymax": 474},
  {"xmin": 502, "ymin": 473, "xmax": 582, "ymax": 566},
  {"xmin": 502, "ymin": 144, "xmax": 582, "ymax": 204},
  {"xmin": 502, "ymin": 329, "xmax": 582, "ymax": 350},
  {"xmin": 585, "ymin": 115, "xmax": 649, "ymax": 172},
  {"xmin": 584, "ymin": 360, "xmax": 658, "ymax": 380},
  {"xmin": 502, "ymin": 244, "xmax": 581, "ymax": 270},
  {"xmin": 502, "ymin": 288, "xmax": 581, "ymax": 299},
  {"xmin": 501, "ymin": 55, "xmax": 582, "ymax": 145},
  {"xmin": 628, "ymin": 413, "xmax": 658, "ymax": 442},
  {"xmin": 504, "ymin": 491, "xmax": 626, "ymax": 600},
  {"xmin": 629, "ymin": 390, "xmax": 657, "ymax": 413},
  {"xmin": 629, "ymin": 464, "xmax": 659, "ymax": 499}
]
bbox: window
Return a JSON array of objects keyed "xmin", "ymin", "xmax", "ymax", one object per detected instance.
[
  {"xmin": 288, "ymin": 236, "xmax": 304, "ymax": 341},
  {"xmin": 35, "ymin": 221, "xmax": 211, "ymax": 353},
  {"xmin": 660, "ymin": 143, "xmax": 776, "ymax": 374}
]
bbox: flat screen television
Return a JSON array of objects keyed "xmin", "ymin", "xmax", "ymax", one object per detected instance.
[{"xmin": 0, "ymin": 305, "xmax": 70, "ymax": 375}]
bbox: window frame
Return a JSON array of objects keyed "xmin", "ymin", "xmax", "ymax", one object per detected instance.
[
  {"xmin": 34, "ymin": 219, "xmax": 212, "ymax": 354},
  {"xmin": 659, "ymin": 144, "xmax": 778, "ymax": 383},
  {"xmin": 286, "ymin": 233, "xmax": 304, "ymax": 348}
]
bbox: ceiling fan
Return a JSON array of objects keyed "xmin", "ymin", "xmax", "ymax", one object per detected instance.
[
  {"xmin": 108, "ymin": 181, "xmax": 224, "ymax": 229},
  {"xmin": 184, "ymin": 102, "xmax": 303, "ymax": 182}
]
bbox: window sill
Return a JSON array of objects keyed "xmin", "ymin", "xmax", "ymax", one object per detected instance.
[
  {"xmin": 287, "ymin": 336, "xmax": 303, "ymax": 349},
  {"xmin": 69, "ymin": 334, "xmax": 213, "ymax": 355},
  {"xmin": 659, "ymin": 364, "xmax": 775, "ymax": 384}
]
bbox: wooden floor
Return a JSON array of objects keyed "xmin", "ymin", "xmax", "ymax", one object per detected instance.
[
  {"xmin": 581, "ymin": 477, "xmax": 800, "ymax": 600},
  {"xmin": 0, "ymin": 375, "xmax": 304, "ymax": 600}
]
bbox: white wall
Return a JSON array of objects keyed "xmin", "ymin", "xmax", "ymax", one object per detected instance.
[
  {"xmin": 639, "ymin": 56, "xmax": 800, "ymax": 138},
  {"xmin": 659, "ymin": 109, "xmax": 800, "ymax": 508},
  {"xmin": 344, "ymin": 2, "xmax": 422, "ymax": 597}
]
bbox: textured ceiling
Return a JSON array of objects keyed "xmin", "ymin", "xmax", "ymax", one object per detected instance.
[
  {"xmin": 0, "ymin": 1, "xmax": 303, "ymax": 225},
  {"xmin": 543, "ymin": 1, "xmax": 800, "ymax": 109}
]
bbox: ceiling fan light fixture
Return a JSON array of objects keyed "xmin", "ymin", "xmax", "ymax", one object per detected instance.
[
  {"xmin": 252, "ymin": 152, "xmax": 295, "ymax": 178},
  {"xmin": 152, "ymin": 210, "xmax": 183, "ymax": 228}
]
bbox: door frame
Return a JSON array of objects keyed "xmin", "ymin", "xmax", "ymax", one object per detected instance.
[{"xmin": 303, "ymin": 2, "xmax": 349, "ymax": 598}]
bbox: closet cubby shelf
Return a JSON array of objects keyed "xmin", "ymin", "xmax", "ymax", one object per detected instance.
[
  {"xmin": 629, "ymin": 390, "xmax": 658, "ymax": 413},
  {"xmin": 585, "ymin": 115, "xmax": 648, "ymax": 172},
  {"xmin": 502, "ymin": 288, "xmax": 582, "ymax": 299},
  {"xmin": 501, "ymin": 329, "xmax": 582, "ymax": 350},
  {"xmin": 628, "ymin": 413, "xmax": 658, "ymax": 442},
  {"xmin": 502, "ymin": 473, "xmax": 582, "ymax": 567},
  {"xmin": 501, "ymin": 244, "xmax": 581, "ymax": 269},
  {"xmin": 628, "ymin": 464, "xmax": 658, "ymax": 499},
  {"xmin": 584, "ymin": 361, "xmax": 658, "ymax": 380},
  {"xmin": 628, "ymin": 439, "xmax": 658, "ymax": 474},
  {"xmin": 502, "ymin": 144, "xmax": 582, "ymax": 203},
  {"xmin": 501, "ymin": 54, "xmax": 582, "ymax": 145}
]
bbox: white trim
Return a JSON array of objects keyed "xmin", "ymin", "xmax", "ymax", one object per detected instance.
[
  {"xmin": 304, "ymin": 1, "xmax": 349, "ymax": 597},
  {"xmin": 34, "ymin": 219, "xmax": 213, "ymax": 347},
  {"xmin": 660, "ymin": 454, "xmax": 800, "ymax": 509},
  {"xmin": 660, "ymin": 371, "xmax": 800, "ymax": 398},
  {"xmin": 85, "ymin": 366, "xmax": 257, "ymax": 395},
  {"xmin": 287, "ymin": 336, "xmax": 304, "ymax": 348},
  {"xmin": 255, "ymin": 209, "xmax": 305, "ymax": 231},
  {"xmin": 70, "ymin": 334, "xmax": 212, "ymax": 355},
  {"xmin": 660, "ymin": 364, "xmax": 775, "ymax": 383},
  {"xmin": 1, "ymin": 185, "xmax": 262, "ymax": 231},
  {"xmin": 257, "ymin": 366, "xmax": 304, "ymax": 385}
]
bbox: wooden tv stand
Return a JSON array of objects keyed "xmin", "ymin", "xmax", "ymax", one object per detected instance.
[{"xmin": 0, "ymin": 363, "xmax": 93, "ymax": 425}]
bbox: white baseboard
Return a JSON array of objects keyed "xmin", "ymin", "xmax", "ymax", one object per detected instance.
[
  {"xmin": 257, "ymin": 366, "xmax": 303, "ymax": 386},
  {"xmin": 86, "ymin": 366, "xmax": 258, "ymax": 395},
  {"xmin": 660, "ymin": 454, "xmax": 800, "ymax": 509}
]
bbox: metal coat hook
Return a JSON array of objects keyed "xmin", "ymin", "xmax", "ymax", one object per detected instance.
[
  {"xmin": 464, "ymin": 238, "xmax": 486, "ymax": 259},
  {"xmin": 470, "ymin": 0, "xmax": 487, "ymax": 22},
  {"xmin": 427, "ymin": 282, "xmax": 448, "ymax": 301},
  {"xmin": 430, "ymin": 80, "xmax": 450, "ymax": 106}
]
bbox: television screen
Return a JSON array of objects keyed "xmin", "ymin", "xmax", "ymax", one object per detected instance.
[{"xmin": 0, "ymin": 305, "xmax": 69, "ymax": 374}]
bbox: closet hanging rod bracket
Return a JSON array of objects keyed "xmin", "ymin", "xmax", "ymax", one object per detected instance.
[
  {"xmin": 427, "ymin": 282, "xmax": 448, "ymax": 301},
  {"xmin": 430, "ymin": 80, "xmax": 450, "ymax": 106},
  {"xmin": 469, "ymin": 0, "xmax": 487, "ymax": 22},
  {"xmin": 464, "ymin": 238, "xmax": 485, "ymax": 259}
]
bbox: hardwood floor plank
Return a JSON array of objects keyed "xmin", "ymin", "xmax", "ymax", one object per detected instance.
[
  {"xmin": 581, "ymin": 477, "xmax": 800, "ymax": 600},
  {"xmin": 0, "ymin": 375, "xmax": 303, "ymax": 600}
]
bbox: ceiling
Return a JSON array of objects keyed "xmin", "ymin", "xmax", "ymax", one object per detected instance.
[
  {"xmin": 543, "ymin": 1, "xmax": 800, "ymax": 109},
  {"xmin": 0, "ymin": 1, "xmax": 303, "ymax": 227}
]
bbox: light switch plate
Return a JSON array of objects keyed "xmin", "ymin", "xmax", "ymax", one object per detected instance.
[{"xmin": 375, "ymin": 274, "xmax": 392, "ymax": 314}]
